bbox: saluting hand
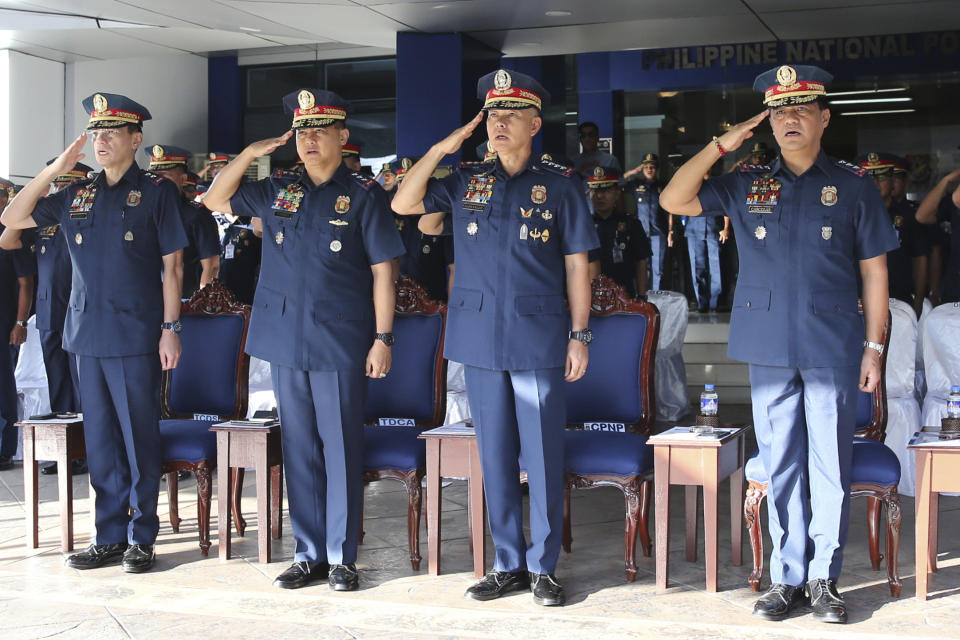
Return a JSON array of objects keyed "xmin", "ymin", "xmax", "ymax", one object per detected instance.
[
  {"xmin": 434, "ymin": 112, "xmax": 484, "ymax": 156},
  {"xmin": 715, "ymin": 111, "xmax": 769, "ymax": 154},
  {"xmin": 245, "ymin": 131, "xmax": 294, "ymax": 158},
  {"xmin": 49, "ymin": 134, "xmax": 87, "ymax": 177}
]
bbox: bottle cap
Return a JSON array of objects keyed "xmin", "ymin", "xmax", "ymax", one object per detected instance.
[
  {"xmin": 705, "ymin": 384, "xmax": 715, "ymax": 391},
  {"xmin": 952, "ymin": 385, "xmax": 960, "ymax": 393}
]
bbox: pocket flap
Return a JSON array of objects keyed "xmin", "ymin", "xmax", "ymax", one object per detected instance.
[
  {"xmin": 314, "ymin": 304, "xmax": 362, "ymax": 323},
  {"xmin": 733, "ymin": 286, "xmax": 771, "ymax": 311},
  {"xmin": 812, "ymin": 290, "xmax": 859, "ymax": 314},
  {"xmin": 515, "ymin": 294, "xmax": 566, "ymax": 315},
  {"xmin": 69, "ymin": 289, "xmax": 85, "ymax": 311},
  {"xmin": 255, "ymin": 286, "xmax": 285, "ymax": 315},
  {"xmin": 37, "ymin": 288, "xmax": 49, "ymax": 302},
  {"xmin": 450, "ymin": 287, "xmax": 483, "ymax": 312}
]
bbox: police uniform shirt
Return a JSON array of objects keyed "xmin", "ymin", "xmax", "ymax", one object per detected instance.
[
  {"xmin": 34, "ymin": 223, "xmax": 72, "ymax": 333},
  {"xmin": 31, "ymin": 165, "xmax": 188, "ymax": 356},
  {"xmin": 219, "ymin": 219, "xmax": 261, "ymax": 305},
  {"xmin": 0, "ymin": 224, "xmax": 37, "ymax": 330},
  {"xmin": 229, "ymin": 164, "xmax": 404, "ymax": 371},
  {"xmin": 697, "ymin": 152, "xmax": 898, "ymax": 367},
  {"xmin": 179, "ymin": 197, "xmax": 220, "ymax": 297},
  {"xmin": 887, "ymin": 198, "xmax": 930, "ymax": 303},
  {"xmin": 936, "ymin": 193, "xmax": 960, "ymax": 301},
  {"xmin": 421, "ymin": 157, "xmax": 599, "ymax": 370},
  {"xmin": 592, "ymin": 212, "xmax": 651, "ymax": 298},
  {"xmin": 393, "ymin": 213, "xmax": 454, "ymax": 302},
  {"xmin": 630, "ymin": 178, "xmax": 668, "ymax": 236}
]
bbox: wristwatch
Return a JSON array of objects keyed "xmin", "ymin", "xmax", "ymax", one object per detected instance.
[
  {"xmin": 375, "ymin": 332, "xmax": 395, "ymax": 347},
  {"xmin": 568, "ymin": 329, "xmax": 594, "ymax": 345},
  {"xmin": 863, "ymin": 340, "xmax": 884, "ymax": 356},
  {"xmin": 15, "ymin": 320, "xmax": 27, "ymax": 329},
  {"xmin": 161, "ymin": 320, "xmax": 183, "ymax": 334}
]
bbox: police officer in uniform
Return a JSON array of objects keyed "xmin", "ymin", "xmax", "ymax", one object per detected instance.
[
  {"xmin": 145, "ymin": 145, "xmax": 220, "ymax": 298},
  {"xmin": 393, "ymin": 207, "xmax": 454, "ymax": 302},
  {"xmin": 1, "ymin": 162, "xmax": 90, "ymax": 476},
  {"xmin": 342, "ymin": 143, "xmax": 362, "ymax": 172},
  {"xmin": 684, "ymin": 185, "xmax": 729, "ymax": 313},
  {"xmin": 661, "ymin": 65, "xmax": 897, "ymax": 623},
  {"xmin": 377, "ymin": 161, "xmax": 399, "ymax": 197},
  {"xmin": 200, "ymin": 152, "xmax": 229, "ymax": 186},
  {"xmin": 182, "ymin": 171, "xmax": 200, "ymax": 202},
  {"xmin": 203, "ymin": 88, "xmax": 403, "ymax": 591},
  {"xmin": 917, "ymin": 167, "xmax": 960, "ymax": 304},
  {"xmin": 0, "ymin": 178, "xmax": 35, "ymax": 471},
  {"xmin": 393, "ymin": 69, "xmax": 598, "ymax": 606},
  {"xmin": 586, "ymin": 166, "xmax": 651, "ymax": 297},
  {"xmin": 2, "ymin": 93, "xmax": 188, "ymax": 573},
  {"xmin": 625, "ymin": 153, "xmax": 668, "ymax": 289},
  {"xmin": 217, "ymin": 212, "xmax": 261, "ymax": 305}
]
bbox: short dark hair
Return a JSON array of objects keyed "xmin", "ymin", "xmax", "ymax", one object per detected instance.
[
  {"xmin": 126, "ymin": 124, "xmax": 142, "ymax": 134},
  {"xmin": 579, "ymin": 121, "xmax": 599, "ymax": 134}
]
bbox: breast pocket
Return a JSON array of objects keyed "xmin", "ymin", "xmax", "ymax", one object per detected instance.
[{"xmin": 455, "ymin": 208, "xmax": 486, "ymax": 242}]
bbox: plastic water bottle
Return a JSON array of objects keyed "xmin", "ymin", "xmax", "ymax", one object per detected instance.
[
  {"xmin": 948, "ymin": 385, "xmax": 960, "ymax": 419},
  {"xmin": 700, "ymin": 384, "xmax": 719, "ymax": 417}
]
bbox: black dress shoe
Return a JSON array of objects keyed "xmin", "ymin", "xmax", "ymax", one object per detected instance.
[
  {"xmin": 121, "ymin": 544, "xmax": 156, "ymax": 573},
  {"xmin": 40, "ymin": 461, "xmax": 58, "ymax": 475},
  {"xmin": 273, "ymin": 561, "xmax": 330, "ymax": 589},
  {"xmin": 65, "ymin": 543, "xmax": 129, "ymax": 570},
  {"xmin": 328, "ymin": 563, "xmax": 359, "ymax": 591},
  {"xmin": 464, "ymin": 571, "xmax": 530, "ymax": 601},
  {"xmin": 752, "ymin": 583, "xmax": 805, "ymax": 621},
  {"xmin": 72, "ymin": 459, "xmax": 88, "ymax": 475},
  {"xmin": 0, "ymin": 456, "xmax": 13, "ymax": 471},
  {"xmin": 530, "ymin": 573, "xmax": 566, "ymax": 606},
  {"xmin": 807, "ymin": 578, "xmax": 847, "ymax": 623}
]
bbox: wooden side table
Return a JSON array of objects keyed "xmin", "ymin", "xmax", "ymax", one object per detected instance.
[
  {"xmin": 20, "ymin": 417, "xmax": 86, "ymax": 552},
  {"xmin": 211, "ymin": 422, "xmax": 283, "ymax": 563},
  {"xmin": 908, "ymin": 433, "xmax": 960, "ymax": 600},
  {"xmin": 420, "ymin": 424, "xmax": 486, "ymax": 578},
  {"xmin": 649, "ymin": 425, "xmax": 749, "ymax": 592}
]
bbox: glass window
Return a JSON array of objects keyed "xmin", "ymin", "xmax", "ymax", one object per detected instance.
[
  {"xmin": 246, "ymin": 64, "xmax": 315, "ymax": 108},
  {"xmin": 325, "ymin": 59, "xmax": 396, "ymax": 102}
]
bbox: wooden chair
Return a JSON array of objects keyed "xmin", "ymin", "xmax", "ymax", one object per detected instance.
[
  {"xmin": 159, "ymin": 280, "xmax": 251, "ymax": 554},
  {"xmin": 561, "ymin": 275, "xmax": 660, "ymax": 581},
  {"xmin": 744, "ymin": 312, "xmax": 902, "ymax": 596},
  {"xmin": 361, "ymin": 276, "xmax": 447, "ymax": 570}
]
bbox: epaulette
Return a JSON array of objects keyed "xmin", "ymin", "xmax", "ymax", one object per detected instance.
[
  {"xmin": 272, "ymin": 167, "xmax": 301, "ymax": 180},
  {"xmin": 738, "ymin": 163, "xmax": 771, "ymax": 173},
  {"xmin": 458, "ymin": 161, "xmax": 484, "ymax": 169},
  {"xmin": 181, "ymin": 198, "xmax": 203, "ymax": 209},
  {"xmin": 349, "ymin": 171, "xmax": 376, "ymax": 191},
  {"xmin": 538, "ymin": 159, "xmax": 576, "ymax": 177},
  {"xmin": 835, "ymin": 159, "xmax": 868, "ymax": 177},
  {"xmin": 142, "ymin": 170, "xmax": 167, "ymax": 185}
]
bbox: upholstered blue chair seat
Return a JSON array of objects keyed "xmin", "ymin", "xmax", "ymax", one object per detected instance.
[
  {"xmin": 160, "ymin": 420, "xmax": 218, "ymax": 464},
  {"xmin": 744, "ymin": 437, "xmax": 900, "ymax": 486},
  {"xmin": 363, "ymin": 426, "xmax": 426, "ymax": 471},
  {"xmin": 564, "ymin": 430, "xmax": 653, "ymax": 476}
]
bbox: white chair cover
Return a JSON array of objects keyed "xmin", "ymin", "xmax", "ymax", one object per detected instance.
[
  {"xmin": 916, "ymin": 297, "xmax": 934, "ymax": 401},
  {"xmin": 920, "ymin": 303, "xmax": 960, "ymax": 427},
  {"xmin": 886, "ymin": 298, "xmax": 917, "ymax": 400},
  {"xmin": 884, "ymin": 396, "xmax": 922, "ymax": 496},
  {"xmin": 14, "ymin": 316, "xmax": 51, "ymax": 422},
  {"xmin": 645, "ymin": 290, "xmax": 690, "ymax": 422}
]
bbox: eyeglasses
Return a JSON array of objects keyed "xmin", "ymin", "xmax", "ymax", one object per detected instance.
[{"xmin": 88, "ymin": 128, "xmax": 124, "ymax": 141}]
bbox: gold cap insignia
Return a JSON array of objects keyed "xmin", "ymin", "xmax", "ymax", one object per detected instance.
[
  {"xmin": 401, "ymin": 158, "xmax": 413, "ymax": 170},
  {"xmin": 593, "ymin": 166, "xmax": 606, "ymax": 179},
  {"xmin": 776, "ymin": 65, "xmax": 797, "ymax": 87},
  {"xmin": 867, "ymin": 152, "xmax": 879, "ymax": 164},
  {"xmin": 152, "ymin": 145, "xmax": 164, "ymax": 159},
  {"xmin": 209, "ymin": 152, "xmax": 217, "ymax": 160},
  {"xmin": 93, "ymin": 94, "xmax": 107, "ymax": 112},
  {"xmin": 541, "ymin": 153, "xmax": 552, "ymax": 162},
  {"xmin": 298, "ymin": 90, "xmax": 315, "ymax": 110},
  {"xmin": 494, "ymin": 69, "xmax": 512, "ymax": 91}
]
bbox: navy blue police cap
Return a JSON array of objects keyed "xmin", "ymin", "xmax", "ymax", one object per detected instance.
[
  {"xmin": 143, "ymin": 144, "xmax": 191, "ymax": 171},
  {"xmin": 587, "ymin": 166, "xmax": 622, "ymax": 190},
  {"xmin": 283, "ymin": 89, "xmax": 348, "ymax": 129},
  {"xmin": 477, "ymin": 69, "xmax": 550, "ymax": 111},
  {"xmin": 46, "ymin": 158, "xmax": 93, "ymax": 184},
  {"xmin": 753, "ymin": 65, "xmax": 833, "ymax": 107},
  {"xmin": 855, "ymin": 152, "xmax": 893, "ymax": 179},
  {"xmin": 82, "ymin": 92, "xmax": 151, "ymax": 129}
]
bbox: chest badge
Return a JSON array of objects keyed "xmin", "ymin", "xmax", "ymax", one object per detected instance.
[
  {"xmin": 541, "ymin": 210, "xmax": 553, "ymax": 220},
  {"xmin": 531, "ymin": 184, "xmax": 547, "ymax": 205},
  {"xmin": 75, "ymin": 233, "xmax": 83, "ymax": 245},
  {"xmin": 821, "ymin": 185, "xmax": 838, "ymax": 207},
  {"xmin": 69, "ymin": 185, "xmax": 98, "ymax": 218},
  {"xmin": 329, "ymin": 218, "xmax": 349, "ymax": 227},
  {"xmin": 395, "ymin": 218, "xmax": 405, "ymax": 231},
  {"xmin": 275, "ymin": 231, "xmax": 284, "ymax": 245},
  {"xmin": 894, "ymin": 215, "xmax": 904, "ymax": 228},
  {"xmin": 334, "ymin": 195, "xmax": 351, "ymax": 215},
  {"xmin": 466, "ymin": 221, "xmax": 479, "ymax": 236},
  {"xmin": 272, "ymin": 184, "xmax": 304, "ymax": 217},
  {"xmin": 754, "ymin": 225, "xmax": 767, "ymax": 240},
  {"xmin": 541, "ymin": 228, "xmax": 550, "ymax": 243},
  {"xmin": 124, "ymin": 231, "xmax": 134, "ymax": 242},
  {"xmin": 520, "ymin": 223, "xmax": 528, "ymax": 240},
  {"xmin": 422, "ymin": 244, "xmax": 431, "ymax": 254},
  {"xmin": 125, "ymin": 190, "xmax": 141, "ymax": 207},
  {"xmin": 520, "ymin": 207, "xmax": 533, "ymax": 218},
  {"xmin": 462, "ymin": 174, "xmax": 496, "ymax": 211},
  {"xmin": 821, "ymin": 226, "xmax": 833, "ymax": 240},
  {"xmin": 746, "ymin": 175, "xmax": 781, "ymax": 215},
  {"xmin": 330, "ymin": 239, "xmax": 343, "ymax": 252},
  {"xmin": 40, "ymin": 245, "xmax": 46, "ymax": 255}
]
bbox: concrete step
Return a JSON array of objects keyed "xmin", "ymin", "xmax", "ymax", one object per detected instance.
[
  {"xmin": 682, "ymin": 342, "xmax": 737, "ymax": 365},
  {"xmin": 686, "ymin": 362, "xmax": 751, "ymax": 386}
]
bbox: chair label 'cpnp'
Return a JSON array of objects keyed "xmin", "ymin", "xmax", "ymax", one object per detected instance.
[
  {"xmin": 584, "ymin": 422, "xmax": 625, "ymax": 432},
  {"xmin": 379, "ymin": 418, "xmax": 416, "ymax": 427},
  {"xmin": 193, "ymin": 413, "xmax": 219, "ymax": 422}
]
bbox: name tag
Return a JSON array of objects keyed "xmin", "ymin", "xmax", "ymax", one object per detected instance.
[
  {"xmin": 193, "ymin": 413, "xmax": 219, "ymax": 422},
  {"xmin": 224, "ymin": 243, "xmax": 235, "ymax": 259},
  {"xmin": 584, "ymin": 422, "xmax": 626, "ymax": 432},
  {"xmin": 378, "ymin": 418, "xmax": 416, "ymax": 427}
]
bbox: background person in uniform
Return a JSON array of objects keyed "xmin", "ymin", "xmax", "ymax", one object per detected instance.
[
  {"xmin": 182, "ymin": 171, "xmax": 199, "ymax": 201},
  {"xmin": 626, "ymin": 154, "xmax": 669, "ymax": 290},
  {"xmin": 392, "ymin": 69, "xmax": 598, "ymax": 607},
  {"xmin": 572, "ymin": 121, "xmax": 621, "ymax": 178},
  {"xmin": 203, "ymin": 88, "xmax": 403, "ymax": 592},
  {"xmin": 0, "ymin": 178, "xmax": 36, "ymax": 471},
  {"xmin": 887, "ymin": 154, "xmax": 929, "ymax": 315},
  {"xmin": 661, "ymin": 64, "xmax": 897, "ymax": 624},
  {"xmin": 216, "ymin": 211, "xmax": 261, "ymax": 306},
  {"xmin": 199, "ymin": 152, "xmax": 229, "ymax": 186},
  {"xmin": 916, "ymin": 166, "xmax": 960, "ymax": 304},
  {"xmin": 683, "ymin": 170, "xmax": 730, "ymax": 313},
  {"xmin": 341, "ymin": 143, "xmax": 362, "ymax": 172},
  {"xmin": 2, "ymin": 92, "xmax": 188, "ymax": 574},
  {"xmin": 586, "ymin": 166, "xmax": 650, "ymax": 297},
  {"xmin": 145, "ymin": 145, "xmax": 220, "ymax": 298},
  {"xmin": 1, "ymin": 161, "xmax": 90, "ymax": 476}
]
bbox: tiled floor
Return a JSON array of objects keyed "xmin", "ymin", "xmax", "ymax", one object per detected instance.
[{"xmin": 2, "ymin": 412, "xmax": 958, "ymax": 640}]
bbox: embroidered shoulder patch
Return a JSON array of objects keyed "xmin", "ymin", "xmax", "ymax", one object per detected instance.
[
  {"xmin": 538, "ymin": 159, "xmax": 576, "ymax": 177},
  {"xmin": 349, "ymin": 171, "xmax": 376, "ymax": 191},
  {"xmin": 738, "ymin": 163, "xmax": 772, "ymax": 173}
]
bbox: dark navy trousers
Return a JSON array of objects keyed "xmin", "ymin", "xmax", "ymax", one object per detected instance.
[
  {"xmin": 463, "ymin": 365, "xmax": 565, "ymax": 575},
  {"xmin": 40, "ymin": 330, "xmax": 80, "ymax": 412},
  {"xmin": 749, "ymin": 363, "xmax": 859, "ymax": 586},
  {"xmin": 0, "ymin": 343, "xmax": 19, "ymax": 458},
  {"xmin": 77, "ymin": 353, "xmax": 162, "ymax": 545},
  {"xmin": 687, "ymin": 231, "xmax": 722, "ymax": 311},
  {"xmin": 272, "ymin": 365, "xmax": 365, "ymax": 566}
]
